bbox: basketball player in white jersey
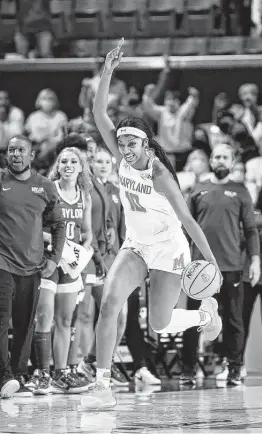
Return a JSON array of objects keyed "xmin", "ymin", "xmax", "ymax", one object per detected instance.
[
  {"xmin": 85, "ymin": 39, "xmax": 223, "ymax": 409},
  {"xmin": 32, "ymin": 147, "xmax": 93, "ymax": 395}
]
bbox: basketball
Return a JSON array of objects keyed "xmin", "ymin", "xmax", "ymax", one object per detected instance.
[{"xmin": 181, "ymin": 260, "xmax": 220, "ymax": 300}]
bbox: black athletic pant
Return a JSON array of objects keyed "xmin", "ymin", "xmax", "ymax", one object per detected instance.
[
  {"xmin": 126, "ymin": 288, "xmax": 157, "ymax": 375},
  {"xmin": 0, "ymin": 269, "xmax": 41, "ymax": 381},
  {"xmin": 242, "ymin": 281, "xmax": 262, "ymax": 363},
  {"xmin": 182, "ymin": 271, "xmax": 244, "ymax": 372}
]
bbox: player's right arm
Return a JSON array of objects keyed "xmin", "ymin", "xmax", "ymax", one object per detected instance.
[{"xmin": 93, "ymin": 38, "xmax": 125, "ymax": 163}]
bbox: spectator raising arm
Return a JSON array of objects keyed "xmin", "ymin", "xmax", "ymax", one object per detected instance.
[
  {"xmin": 178, "ymin": 87, "xmax": 200, "ymax": 121},
  {"xmin": 151, "ymin": 55, "xmax": 173, "ymax": 105},
  {"xmin": 142, "ymin": 94, "xmax": 164, "ymax": 122}
]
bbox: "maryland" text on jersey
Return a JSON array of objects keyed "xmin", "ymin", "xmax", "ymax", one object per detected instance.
[{"xmin": 119, "ymin": 175, "xmax": 152, "ymax": 194}]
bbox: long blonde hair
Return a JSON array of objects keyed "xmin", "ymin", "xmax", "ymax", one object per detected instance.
[{"xmin": 48, "ymin": 147, "xmax": 92, "ymax": 194}]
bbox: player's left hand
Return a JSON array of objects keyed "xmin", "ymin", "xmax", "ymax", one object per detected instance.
[
  {"xmin": 41, "ymin": 259, "xmax": 57, "ymax": 278},
  {"xmin": 249, "ymin": 260, "xmax": 261, "ymax": 287}
]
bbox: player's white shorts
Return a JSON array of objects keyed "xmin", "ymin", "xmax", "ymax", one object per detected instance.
[
  {"xmin": 41, "ymin": 272, "xmax": 84, "ymax": 294},
  {"xmin": 121, "ymin": 232, "xmax": 191, "ymax": 275}
]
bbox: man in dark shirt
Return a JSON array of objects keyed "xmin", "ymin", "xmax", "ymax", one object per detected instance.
[
  {"xmin": 0, "ymin": 135, "xmax": 65, "ymax": 398},
  {"xmin": 180, "ymin": 144, "xmax": 260, "ymax": 386}
]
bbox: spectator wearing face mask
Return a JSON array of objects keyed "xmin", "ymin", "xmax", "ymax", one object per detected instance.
[
  {"xmin": 192, "ymin": 127, "xmax": 212, "ymax": 157},
  {"xmin": 25, "ymin": 89, "xmax": 67, "ymax": 174},
  {"xmin": 143, "ymin": 87, "xmax": 199, "ymax": 171},
  {"xmin": 231, "ymin": 121, "xmax": 260, "ymax": 162},
  {"xmin": 0, "ymin": 91, "xmax": 24, "ymax": 154},
  {"xmin": 119, "ymin": 56, "xmax": 174, "ymax": 128},
  {"xmin": 207, "ymin": 109, "xmax": 235, "ymax": 149},
  {"xmin": 177, "ymin": 149, "xmax": 211, "ymax": 199}
]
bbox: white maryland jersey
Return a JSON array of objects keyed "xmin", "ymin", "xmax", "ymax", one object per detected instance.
[{"xmin": 119, "ymin": 158, "xmax": 183, "ymax": 245}]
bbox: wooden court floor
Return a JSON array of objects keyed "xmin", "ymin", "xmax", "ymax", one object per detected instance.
[{"xmin": 0, "ymin": 376, "xmax": 262, "ymax": 433}]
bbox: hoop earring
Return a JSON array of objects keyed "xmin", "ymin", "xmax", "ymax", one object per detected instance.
[{"xmin": 145, "ymin": 147, "xmax": 155, "ymax": 158}]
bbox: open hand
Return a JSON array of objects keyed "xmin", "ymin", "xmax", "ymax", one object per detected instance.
[{"xmin": 105, "ymin": 38, "xmax": 124, "ymax": 73}]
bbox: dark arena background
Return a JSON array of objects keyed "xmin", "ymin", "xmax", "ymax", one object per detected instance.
[{"xmin": 0, "ymin": 0, "xmax": 262, "ymax": 433}]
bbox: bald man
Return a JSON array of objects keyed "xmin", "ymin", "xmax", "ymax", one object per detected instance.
[{"xmin": 180, "ymin": 144, "xmax": 260, "ymax": 386}]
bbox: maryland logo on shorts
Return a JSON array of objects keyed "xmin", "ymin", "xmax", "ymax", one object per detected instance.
[{"xmin": 173, "ymin": 253, "xmax": 185, "ymax": 270}]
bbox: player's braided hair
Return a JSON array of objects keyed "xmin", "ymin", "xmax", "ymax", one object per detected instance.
[{"xmin": 116, "ymin": 117, "xmax": 180, "ymax": 186}]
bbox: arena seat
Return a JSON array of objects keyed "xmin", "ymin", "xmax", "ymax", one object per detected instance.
[
  {"xmin": 135, "ymin": 38, "xmax": 170, "ymax": 56},
  {"xmin": 141, "ymin": 0, "xmax": 185, "ymax": 37},
  {"xmin": 185, "ymin": 0, "xmax": 219, "ymax": 36},
  {"xmin": 187, "ymin": 0, "xmax": 218, "ymax": 12},
  {"xmin": 0, "ymin": 0, "xmax": 16, "ymax": 17},
  {"xmin": 0, "ymin": 0, "xmax": 16, "ymax": 43},
  {"xmin": 0, "ymin": 18, "xmax": 15, "ymax": 43},
  {"xmin": 99, "ymin": 38, "xmax": 135, "ymax": 57},
  {"xmin": 170, "ymin": 37, "xmax": 207, "ymax": 56},
  {"xmin": 105, "ymin": 0, "xmax": 139, "ymax": 38},
  {"xmin": 207, "ymin": 36, "xmax": 244, "ymax": 55},
  {"xmin": 73, "ymin": 0, "xmax": 107, "ymax": 38},
  {"xmin": 71, "ymin": 38, "xmax": 98, "ymax": 57},
  {"xmin": 50, "ymin": 1, "xmax": 71, "ymax": 39},
  {"xmin": 243, "ymin": 37, "xmax": 262, "ymax": 54}
]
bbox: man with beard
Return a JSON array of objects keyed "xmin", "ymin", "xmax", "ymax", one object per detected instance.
[
  {"xmin": 0, "ymin": 135, "xmax": 65, "ymax": 398},
  {"xmin": 180, "ymin": 143, "xmax": 260, "ymax": 386}
]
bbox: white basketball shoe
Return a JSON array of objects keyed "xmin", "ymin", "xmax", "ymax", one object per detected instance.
[{"xmin": 198, "ymin": 297, "xmax": 222, "ymax": 341}]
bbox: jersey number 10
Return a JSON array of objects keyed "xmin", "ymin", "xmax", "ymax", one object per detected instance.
[{"xmin": 125, "ymin": 191, "xmax": 146, "ymax": 213}]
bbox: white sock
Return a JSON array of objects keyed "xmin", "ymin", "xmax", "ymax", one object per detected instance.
[
  {"xmin": 96, "ymin": 368, "xmax": 111, "ymax": 389},
  {"xmin": 152, "ymin": 309, "xmax": 211, "ymax": 334}
]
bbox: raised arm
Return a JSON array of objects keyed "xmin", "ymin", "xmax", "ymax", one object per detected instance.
[
  {"xmin": 93, "ymin": 39, "xmax": 125, "ymax": 163},
  {"xmin": 142, "ymin": 94, "xmax": 164, "ymax": 122}
]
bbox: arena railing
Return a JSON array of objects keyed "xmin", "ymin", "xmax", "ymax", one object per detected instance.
[{"xmin": 0, "ymin": 54, "xmax": 262, "ymax": 71}]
